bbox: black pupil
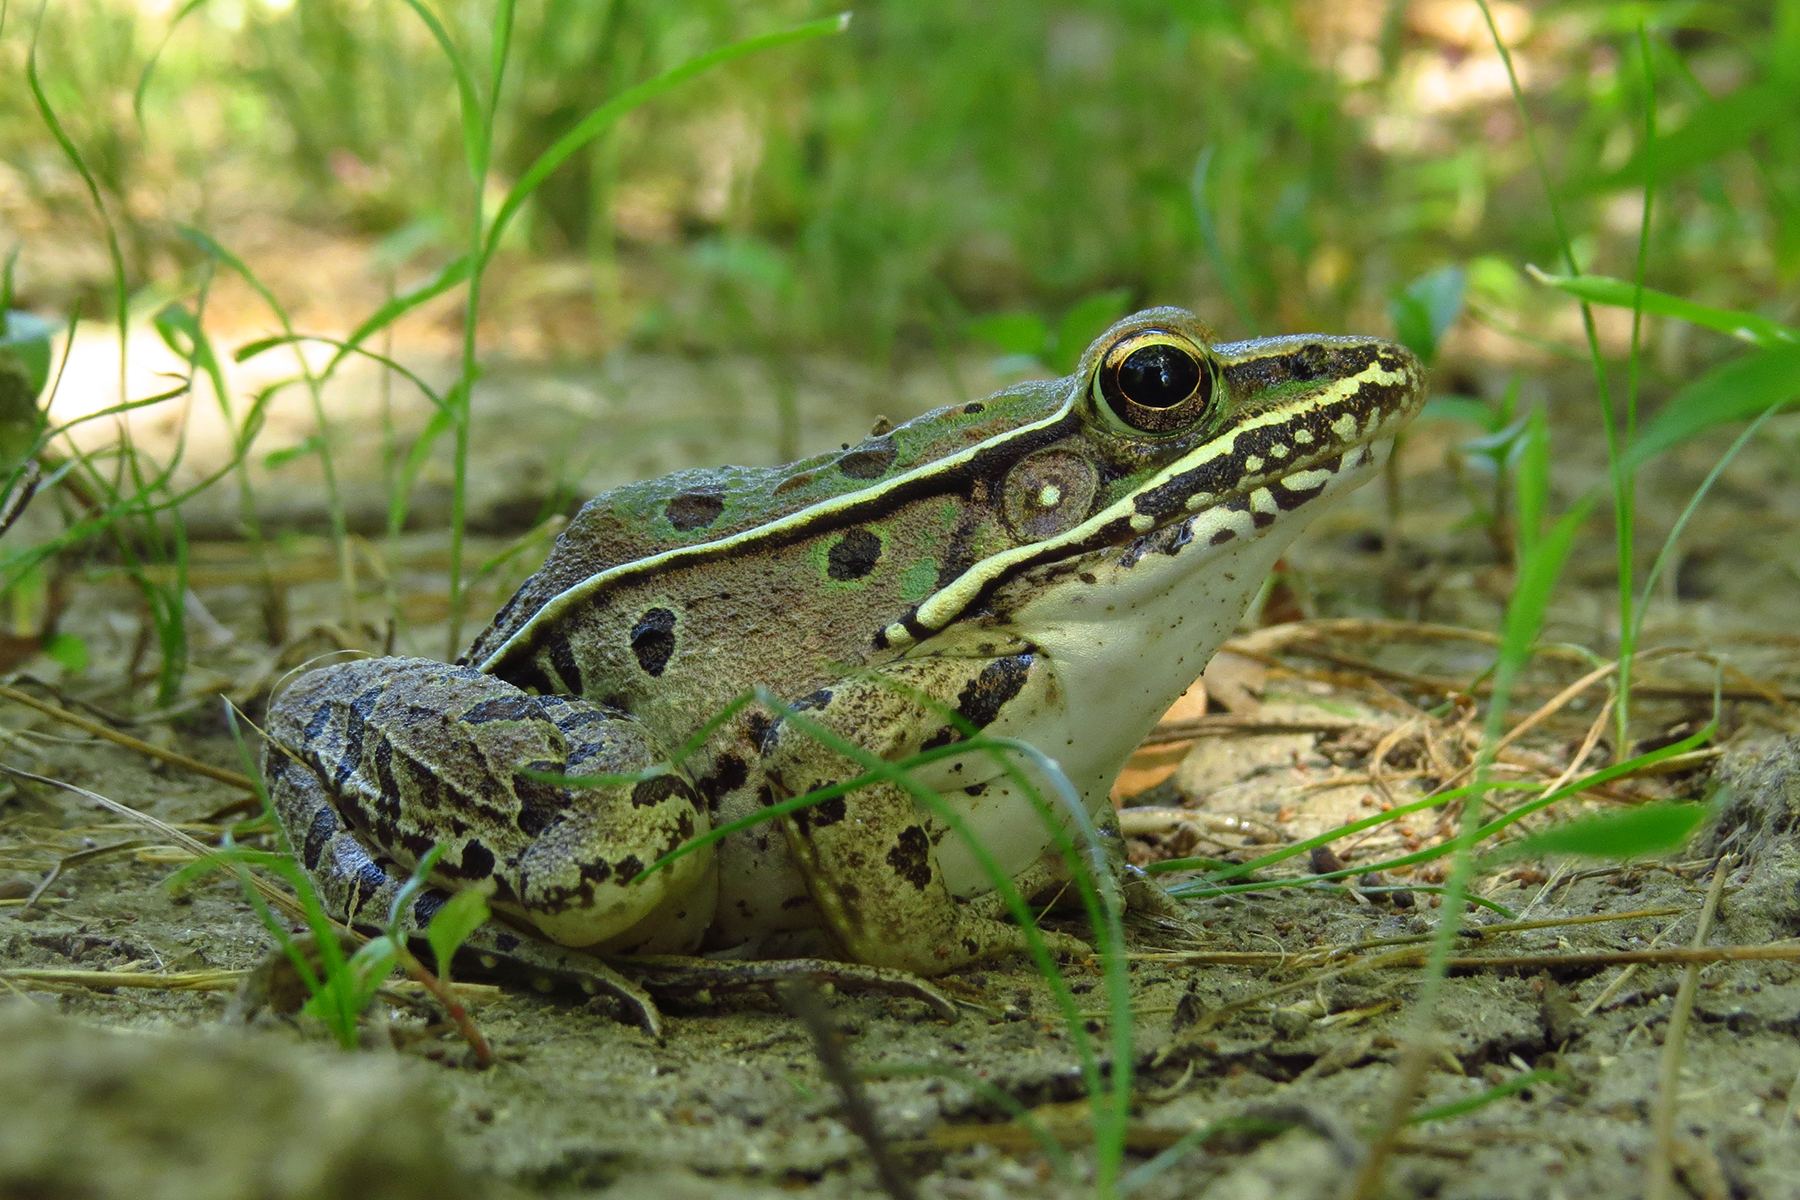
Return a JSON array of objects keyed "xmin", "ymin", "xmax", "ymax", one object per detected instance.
[{"xmin": 1118, "ymin": 344, "xmax": 1201, "ymax": 408}]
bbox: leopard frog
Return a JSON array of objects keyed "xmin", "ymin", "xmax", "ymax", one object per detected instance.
[{"xmin": 264, "ymin": 307, "xmax": 1425, "ymax": 1021}]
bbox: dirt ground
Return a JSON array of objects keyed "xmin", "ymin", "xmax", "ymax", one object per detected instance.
[{"xmin": 4, "ymin": 347, "xmax": 1800, "ymax": 1200}]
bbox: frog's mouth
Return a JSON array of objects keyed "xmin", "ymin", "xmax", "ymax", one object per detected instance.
[
  {"xmin": 881, "ymin": 340, "xmax": 1425, "ymax": 651},
  {"xmin": 1100, "ymin": 435, "xmax": 1393, "ymax": 572}
]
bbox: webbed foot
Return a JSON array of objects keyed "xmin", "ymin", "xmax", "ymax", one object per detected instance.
[{"xmin": 609, "ymin": 954, "xmax": 962, "ymax": 1023}]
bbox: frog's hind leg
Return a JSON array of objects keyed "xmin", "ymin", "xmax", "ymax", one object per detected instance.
[
  {"xmin": 759, "ymin": 654, "xmax": 1094, "ymax": 976},
  {"xmin": 264, "ymin": 745, "xmax": 666, "ymax": 1036},
  {"xmin": 263, "ymin": 656, "xmax": 717, "ymax": 1035}
]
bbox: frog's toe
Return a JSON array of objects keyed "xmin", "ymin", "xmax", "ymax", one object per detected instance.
[
  {"xmin": 459, "ymin": 927, "xmax": 665, "ymax": 1040},
  {"xmin": 612, "ymin": 954, "xmax": 961, "ymax": 1023},
  {"xmin": 569, "ymin": 962, "xmax": 665, "ymax": 1041},
  {"xmin": 1040, "ymin": 928, "xmax": 1094, "ymax": 962}
]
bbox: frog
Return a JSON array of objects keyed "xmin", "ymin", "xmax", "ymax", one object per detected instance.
[{"xmin": 262, "ymin": 307, "xmax": 1426, "ymax": 1033}]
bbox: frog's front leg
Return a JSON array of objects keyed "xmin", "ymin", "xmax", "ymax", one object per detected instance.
[
  {"xmin": 760, "ymin": 652, "xmax": 1092, "ymax": 976},
  {"xmin": 264, "ymin": 658, "xmax": 716, "ymax": 1029}
]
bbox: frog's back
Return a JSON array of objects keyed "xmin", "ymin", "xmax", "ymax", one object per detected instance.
[{"xmin": 462, "ymin": 385, "xmax": 1062, "ymax": 668}]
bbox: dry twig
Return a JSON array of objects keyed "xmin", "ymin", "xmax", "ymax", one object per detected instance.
[{"xmin": 0, "ymin": 682, "xmax": 256, "ymax": 791}]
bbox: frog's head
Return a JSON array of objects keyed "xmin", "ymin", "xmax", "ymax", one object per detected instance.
[{"xmin": 897, "ymin": 305, "xmax": 1427, "ymax": 800}]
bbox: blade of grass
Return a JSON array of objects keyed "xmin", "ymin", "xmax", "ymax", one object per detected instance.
[
  {"xmin": 1530, "ymin": 271, "xmax": 1797, "ymax": 348},
  {"xmin": 180, "ymin": 227, "xmax": 354, "ymax": 624},
  {"xmin": 1347, "ymin": 411, "xmax": 1587, "ymax": 1198},
  {"xmin": 1632, "ymin": 400, "xmax": 1785, "ymax": 644},
  {"xmin": 1406, "ymin": 1068, "xmax": 1569, "ymax": 1126},
  {"xmin": 1479, "ymin": 0, "xmax": 1633, "ymax": 763}
]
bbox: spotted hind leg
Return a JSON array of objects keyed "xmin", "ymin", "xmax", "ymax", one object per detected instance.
[
  {"xmin": 262, "ymin": 757, "xmax": 667, "ymax": 1034},
  {"xmin": 263, "ymin": 657, "xmax": 719, "ymax": 1036}
]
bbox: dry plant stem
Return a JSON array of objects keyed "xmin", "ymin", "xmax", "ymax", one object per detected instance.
[
  {"xmin": 0, "ymin": 764, "xmax": 313, "ymax": 927},
  {"xmin": 1140, "ymin": 712, "xmax": 1359, "ymax": 746},
  {"xmin": 781, "ymin": 982, "xmax": 916, "ymax": 1200},
  {"xmin": 1645, "ymin": 860, "xmax": 1729, "ymax": 1200},
  {"xmin": 1226, "ymin": 618, "xmax": 1508, "ymax": 656},
  {"xmin": 1135, "ymin": 907, "xmax": 1683, "ymax": 968},
  {"xmin": 388, "ymin": 941, "xmax": 493, "ymax": 1069},
  {"xmin": 0, "ymin": 682, "xmax": 256, "ymax": 791},
  {"xmin": 1372, "ymin": 944, "xmax": 1790, "ymax": 971},
  {"xmin": 1173, "ymin": 937, "xmax": 1793, "ymax": 1045},
  {"xmin": 0, "ymin": 968, "xmax": 242, "ymax": 992},
  {"xmin": 0, "ymin": 966, "xmax": 501, "ymax": 1007}
]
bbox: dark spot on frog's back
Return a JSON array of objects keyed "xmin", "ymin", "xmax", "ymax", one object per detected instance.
[
  {"xmin": 837, "ymin": 437, "xmax": 895, "ymax": 479},
  {"xmin": 631, "ymin": 774, "xmax": 693, "ymax": 809},
  {"xmin": 792, "ymin": 786, "xmax": 842, "ymax": 834},
  {"xmin": 665, "ymin": 490, "xmax": 725, "ymax": 531},
  {"xmin": 462, "ymin": 695, "xmax": 540, "ymax": 725},
  {"xmin": 957, "ymin": 654, "xmax": 1033, "ymax": 729},
  {"xmin": 302, "ymin": 806, "xmax": 337, "ymax": 870},
  {"xmin": 412, "ymin": 890, "xmax": 446, "ymax": 927},
  {"xmin": 827, "ymin": 528, "xmax": 883, "ymax": 581},
  {"xmin": 699, "ymin": 753, "xmax": 748, "ymax": 805},
  {"xmin": 513, "ymin": 766, "xmax": 572, "ymax": 837},
  {"xmin": 630, "ymin": 608, "xmax": 677, "ymax": 676},
  {"xmin": 458, "ymin": 840, "xmax": 496, "ymax": 880},
  {"xmin": 886, "ymin": 825, "xmax": 932, "ymax": 891}
]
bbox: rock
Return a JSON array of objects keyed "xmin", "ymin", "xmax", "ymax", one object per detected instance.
[{"xmin": 0, "ymin": 1004, "xmax": 479, "ymax": 1200}]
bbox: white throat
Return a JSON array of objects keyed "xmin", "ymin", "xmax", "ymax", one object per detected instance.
[{"xmin": 1011, "ymin": 441, "xmax": 1389, "ymax": 808}]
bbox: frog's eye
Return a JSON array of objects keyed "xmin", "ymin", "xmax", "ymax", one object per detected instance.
[{"xmin": 1096, "ymin": 331, "xmax": 1214, "ymax": 434}]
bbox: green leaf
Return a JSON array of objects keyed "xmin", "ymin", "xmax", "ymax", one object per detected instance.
[
  {"xmin": 326, "ymin": 255, "xmax": 471, "ymax": 376},
  {"xmin": 1500, "ymin": 496, "xmax": 1591, "ymax": 676},
  {"xmin": 152, "ymin": 302, "xmax": 228, "ymax": 405},
  {"xmin": 344, "ymin": 934, "xmax": 399, "ymax": 1008},
  {"xmin": 693, "ymin": 236, "xmax": 793, "ymax": 294},
  {"xmin": 393, "ymin": 0, "xmax": 484, "ymax": 177},
  {"xmin": 1388, "ymin": 266, "xmax": 1466, "ymax": 366},
  {"xmin": 425, "ymin": 887, "xmax": 490, "ymax": 975},
  {"xmin": 1482, "ymin": 802, "xmax": 1708, "ymax": 865},
  {"xmin": 1, "ymin": 310, "xmax": 55, "ymax": 397},
  {"xmin": 967, "ymin": 311, "xmax": 1049, "ymax": 359},
  {"xmin": 1530, "ymin": 270, "xmax": 1798, "ymax": 348},
  {"xmin": 1190, "ymin": 145, "xmax": 1256, "ymax": 335},
  {"xmin": 264, "ymin": 435, "xmax": 325, "ymax": 469},
  {"xmin": 232, "ymin": 335, "xmax": 289, "ymax": 364},
  {"xmin": 133, "ymin": 0, "xmax": 210, "ymax": 127},
  {"xmin": 1625, "ymin": 343, "xmax": 1800, "ymax": 470},
  {"xmin": 41, "ymin": 632, "xmax": 87, "ymax": 674},
  {"xmin": 1050, "ymin": 289, "xmax": 1132, "ymax": 374},
  {"xmin": 370, "ymin": 217, "xmax": 447, "ymax": 275},
  {"xmin": 1514, "ymin": 407, "xmax": 1549, "ymax": 557},
  {"xmin": 1409, "ymin": 1069, "xmax": 1569, "ymax": 1125}
]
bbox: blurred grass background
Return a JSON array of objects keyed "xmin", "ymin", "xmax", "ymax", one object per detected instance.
[
  {"xmin": 3, "ymin": 0, "xmax": 1794, "ymax": 366},
  {"xmin": 2, "ymin": 0, "xmax": 1798, "ymax": 693}
]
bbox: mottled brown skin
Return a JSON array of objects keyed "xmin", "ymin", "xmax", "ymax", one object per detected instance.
[{"xmin": 263, "ymin": 307, "xmax": 1427, "ymax": 1021}]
